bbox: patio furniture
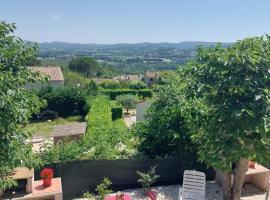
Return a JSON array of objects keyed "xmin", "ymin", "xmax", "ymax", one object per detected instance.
[
  {"xmin": 105, "ymin": 193, "xmax": 132, "ymax": 200},
  {"xmin": 179, "ymin": 170, "xmax": 206, "ymax": 200}
]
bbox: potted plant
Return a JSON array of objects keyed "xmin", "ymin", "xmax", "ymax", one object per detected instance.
[
  {"xmin": 137, "ymin": 166, "xmax": 160, "ymax": 196},
  {"xmin": 40, "ymin": 168, "xmax": 54, "ymax": 187}
]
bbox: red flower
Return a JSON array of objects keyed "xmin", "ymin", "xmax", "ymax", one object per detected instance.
[{"xmin": 40, "ymin": 168, "xmax": 54, "ymax": 179}]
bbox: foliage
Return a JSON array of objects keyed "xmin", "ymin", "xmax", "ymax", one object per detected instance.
[
  {"xmin": 116, "ymin": 94, "xmax": 137, "ymax": 113},
  {"xmin": 134, "ymin": 83, "xmax": 195, "ymax": 158},
  {"xmin": 137, "ymin": 166, "xmax": 160, "ymax": 193},
  {"xmin": 25, "ymin": 54, "xmax": 42, "ymax": 66},
  {"xmin": 82, "ymin": 191, "xmax": 96, "ymax": 199},
  {"xmin": 82, "ymin": 177, "xmax": 113, "ymax": 200},
  {"xmin": 182, "ymin": 37, "xmax": 270, "ymax": 171},
  {"xmin": 129, "ymin": 81, "xmax": 147, "ymax": 90},
  {"xmin": 39, "ymin": 96, "xmax": 137, "ymax": 165},
  {"xmin": 84, "ymin": 96, "xmax": 136, "ymax": 159},
  {"xmin": 101, "ymin": 89, "xmax": 152, "ymax": 100},
  {"xmin": 99, "ymin": 80, "xmax": 121, "ymax": 89},
  {"xmin": 68, "ymin": 56, "xmax": 100, "ymax": 78},
  {"xmin": 95, "ymin": 177, "xmax": 113, "ymax": 200},
  {"xmin": 110, "ymin": 101, "xmax": 123, "ymax": 120},
  {"xmin": 0, "ymin": 22, "xmax": 45, "ymax": 189},
  {"xmin": 177, "ymin": 36, "xmax": 270, "ymax": 200},
  {"xmin": 37, "ymin": 87, "xmax": 92, "ymax": 117},
  {"xmin": 63, "ymin": 69, "xmax": 89, "ymax": 87},
  {"xmin": 39, "ymin": 139, "xmax": 84, "ymax": 164}
]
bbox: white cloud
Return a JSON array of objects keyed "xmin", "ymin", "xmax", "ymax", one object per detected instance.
[{"xmin": 50, "ymin": 14, "xmax": 62, "ymax": 20}]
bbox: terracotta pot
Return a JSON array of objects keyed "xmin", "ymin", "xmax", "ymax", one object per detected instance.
[
  {"xmin": 42, "ymin": 178, "xmax": 52, "ymax": 187},
  {"xmin": 248, "ymin": 161, "xmax": 256, "ymax": 169}
]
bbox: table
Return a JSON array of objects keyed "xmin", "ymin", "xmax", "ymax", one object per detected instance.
[{"xmin": 105, "ymin": 194, "xmax": 132, "ymax": 200}]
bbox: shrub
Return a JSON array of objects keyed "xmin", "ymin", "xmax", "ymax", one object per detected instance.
[
  {"xmin": 99, "ymin": 80, "xmax": 121, "ymax": 89},
  {"xmin": 110, "ymin": 101, "xmax": 123, "ymax": 120},
  {"xmin": 137, "ymin": 166, "xmax": 160, "ymax": 194},
  {"xmin": 39, "ymin": 96, "xmax": 137, "ymax": 165},
  {"xmin": 37, "ymin": 87, "xmax": 91, "ymax": 117},
  {"xmin": 82, "ymin": 178, "xmax": 113, "ymax": 200},
  {"xmin": 101, "ymin": 89, "xmax": 152, "ymax": 100},
  {"xmin": 95, "ymin": 178, "xmax": 113, "ymax": 200},
  {"xmin": 84, "ymin": 96, "xmax": 136, "ymax": 160},
  {"xmin": 129, "ymin": 81, "xmax": 147, "ymax": 90}
]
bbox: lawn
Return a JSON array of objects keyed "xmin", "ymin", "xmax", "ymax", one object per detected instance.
[{"xmin": 24, "ymin": 115, "xmax": 83, "ymax": 137}]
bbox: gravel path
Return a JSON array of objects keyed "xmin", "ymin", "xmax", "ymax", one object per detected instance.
[
  {"xmin": 74, "ymin": 182, "xmax": 269, "ymax": 200},
  {"xmin": 123, "ymin": 182, "xmax": 222, "ymax": 200}
]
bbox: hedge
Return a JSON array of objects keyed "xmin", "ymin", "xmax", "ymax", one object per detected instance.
[
  {"xmin": 37, "ymin": 87, "xmax": 91, "ymax": 117},
  {"xmin": 101, "ymin": 89, "xmax": 152, "ymax": 100},
  {"xmin": 110, "ymin": 101, "xmax": 123, "ymax": 120},
  {"xmin": 84, "ymin": 96, "xmax": 135, "ymax": 160}
]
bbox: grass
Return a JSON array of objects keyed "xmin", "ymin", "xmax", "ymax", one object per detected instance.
[{"xmin": 24, "ymin": 115, "xmax": 83, "ymax": 137}]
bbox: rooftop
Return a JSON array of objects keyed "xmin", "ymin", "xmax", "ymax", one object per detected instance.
[
  {"xmin": 27, "ymin": 66, "xmax": 64, "ymax": 81},
  {"xmin": 50, "ymin": 122, "xmax": 87, "ymax": 137}
]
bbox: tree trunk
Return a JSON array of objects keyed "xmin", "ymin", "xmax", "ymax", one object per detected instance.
[
  {"xmin": 222, "ymin": 172, "xmax": 232, "ymax": 200},
  {"xmin": 231, "ymin": 158, "xmax": 249, "ymax": 200}
]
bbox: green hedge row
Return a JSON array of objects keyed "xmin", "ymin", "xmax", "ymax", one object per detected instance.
[
  {"xmin": 84, "ymin": 96, "xmax": 134, "ymax": 159},
  {"xmin": 110, "ymin": 101, "xmax": 123, "ymax": 121},
  {"xmin": 101, "ymin": 89, "xmax": 152, "ymax": 100}
]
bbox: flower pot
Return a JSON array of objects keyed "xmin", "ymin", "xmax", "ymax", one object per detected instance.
[
  {"xmin": 42, "ymin": 178, "xmax": 52, "ymax": 187},
  {"xmin": 248, "ymin": 161, "xmax": 256, "ymax": 169}
]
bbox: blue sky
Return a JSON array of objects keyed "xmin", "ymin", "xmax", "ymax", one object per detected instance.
[{"xmin": 0, "ymin": 0, "xmax": 270, "ymax": 44}]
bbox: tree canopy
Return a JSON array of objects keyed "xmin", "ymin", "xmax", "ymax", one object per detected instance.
[
  {"xmin": 68, "ymin": 56, "xmax": 100, "ymax": 78},
  {"xmin": 134, "ymin": 73, "xmax": 195, "ymax": 158},
  {"xmin": 0, "ymin": 22, "xmax": 45, "ymax": 189},
  {"xmin": 116, "ymin": 94, "xmax": 136, "ymax": 113},
  {"xmin": 180, "ymin": 37, "xmax": 270, "ymax": 200}
]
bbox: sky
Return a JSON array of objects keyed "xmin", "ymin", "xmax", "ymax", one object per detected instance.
[{"xmin": 0, "ymin": 0, "xmax": 270, "ymax": 44}]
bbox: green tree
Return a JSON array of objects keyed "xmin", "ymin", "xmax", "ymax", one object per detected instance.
[
  {"xmin": 116, "ymin": 94, "xmax": 136, "ymax": 114},
  {"xmin": 68, "ymin": 56, "xmax": 100, "ymax": 78},
  {"xmin": 129, "ymin": 81, "xmax": 147, "ymax": 90},
  {"xmin": 100, "ymin": 80, "xmax": 121, "ymax": 89},
  {"xmin": 0, "ymin": 22, "xmax": 45, "ymax": 189},
  {"xmin": 134, "ymin": 73, "xmax": 195, "ymax": 158},
  {"xmin": 181, "ymin": 37, "xmax": 270, "ymax": 200}
]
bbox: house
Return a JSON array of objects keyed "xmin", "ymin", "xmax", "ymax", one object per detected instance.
[
  {"xmin": 26, "ymin": 66, "xmax": 64, "ymax": 89},
  {"xmin": 142, "ymin": 71, "xmax": 160, "ymax": 86},
  {"xmin": 114, "ymin": 74, "xmax": 143, "ymax": 82}
]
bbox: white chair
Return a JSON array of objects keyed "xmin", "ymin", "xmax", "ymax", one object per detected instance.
[{"xmin": 179, "ymin": 170, "xmax": 206, "ymax": 200}]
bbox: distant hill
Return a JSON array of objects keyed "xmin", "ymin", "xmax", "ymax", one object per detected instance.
[
  {"xmin": 36, "ymin": 41, "xmax": 232, "ymax": 74},
  {"xmin": 38, "ymin": 41, "xmax": 231, "ymax": 53}
]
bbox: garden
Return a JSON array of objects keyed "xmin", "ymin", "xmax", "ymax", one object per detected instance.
[{"xmin": 1, "ymin": 21, "xmax": 270, "ymax": 200}]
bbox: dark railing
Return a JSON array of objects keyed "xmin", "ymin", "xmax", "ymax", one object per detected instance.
[{"xmin": 36, "ymin": 156, "xmax": 215, "ymax": 199}]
